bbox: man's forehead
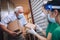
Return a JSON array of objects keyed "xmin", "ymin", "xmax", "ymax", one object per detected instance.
[{"xmin": 16, "ymin": 6, "xmax": 23, "ymax": 9}]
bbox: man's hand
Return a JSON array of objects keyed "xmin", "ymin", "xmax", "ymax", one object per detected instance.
[
  {"xmin": 9, "ymin": 31, "xmax": 18, "ymax": 37},
  {"xmin": 0, "ymin": 25, "xmax": 18, "ymax": 37}
]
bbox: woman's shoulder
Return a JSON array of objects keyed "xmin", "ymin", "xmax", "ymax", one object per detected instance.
[{"xmin": 53, "ymin": 27, "xmax": 60, "ymax": 34}]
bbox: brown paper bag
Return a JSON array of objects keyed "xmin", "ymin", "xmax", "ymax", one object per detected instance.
[{"xmin": 7, "ymin": 19, "xmax": 22, "ymax": 34}]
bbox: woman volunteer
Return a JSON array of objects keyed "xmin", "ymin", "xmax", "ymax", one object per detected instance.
[{"xmin": 37, "ymin": 0, "xmax": 60, "ymax": 40}]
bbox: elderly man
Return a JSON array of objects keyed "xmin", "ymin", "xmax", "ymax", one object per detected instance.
[
  {"xmin": 0, "ymin": 6, "xmax": 43, "ymax": 40},
  {"xmin": 0, "ymin": 6, "xmax": 26, "ymax": 40}
]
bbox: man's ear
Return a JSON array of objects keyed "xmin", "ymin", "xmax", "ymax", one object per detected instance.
[{"xmin": 54, "ymin": 10, "xmax": 58, "ymax": 17}]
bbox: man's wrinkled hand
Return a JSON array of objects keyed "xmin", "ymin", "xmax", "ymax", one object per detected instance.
[{"xmin": 9, "ymin": 31, "xmax": 18, "ymax": 37}]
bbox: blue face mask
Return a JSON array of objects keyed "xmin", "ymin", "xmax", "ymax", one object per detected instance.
[
  {"xmin": 48, "ymin": 14, "xmax": 56, "ymax": 23},
  {"xmin": 17, "ymin": 13, "xmax": 23, "ymax": 19},
  {"xmin": 17, "ymin": 13, "xmax": 27, "ymax": 26}
]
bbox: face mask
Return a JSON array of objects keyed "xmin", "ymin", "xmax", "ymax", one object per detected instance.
[
  {"xmin": 48, "ymin": 14, "xmax": 56, "ymax": 23},
  {"xmin": 17, "ymin": 13, "xmax": 27, "ymax": 26},
  {"xmin": 17, "ymin": 13, "xmax": 23, "ymax": 19}
]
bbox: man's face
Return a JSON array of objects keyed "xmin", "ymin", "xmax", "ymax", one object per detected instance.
[
  {"xmin": 18, "ymin": 9, "xmax": 24, "ymax": 14},
  {"xmin": 16, "ymin": 9, "xmax": 24, "ymax": 16}
]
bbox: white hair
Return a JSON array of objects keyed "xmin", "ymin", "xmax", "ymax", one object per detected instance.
[{"xmin": 14, "ymin": 6, "xmax": 23, "ymax": 13}]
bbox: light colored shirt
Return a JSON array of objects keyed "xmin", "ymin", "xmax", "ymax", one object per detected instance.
[
  {"xmin": 18, "ymin": 14, "xmax": 27, "ymax": 26},
  {"xmin": 0, "ymin": 13, "xmax": 27, "ymax": 27}
]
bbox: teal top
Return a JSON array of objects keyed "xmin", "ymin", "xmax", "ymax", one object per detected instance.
[
  {"xmin": 52, "ymin": 27, "xmax": 60, "ymax": 40},
  {"xmin": 46, "ymin": 22, "xmax": 59, "ymax": 37}
]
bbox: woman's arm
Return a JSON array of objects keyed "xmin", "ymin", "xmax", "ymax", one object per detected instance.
[
  {"xmin": 47, "ymin": 32, "xmax": 52, "ymax": 40},
  {"xmin": 35, "ymin": 24, "xmax": 46, "ymax": 36},
  {"xmin": 41, "ymin": 30, "xmax": 46, "ymax": 36},
  {"xmin": 26, "ymin": 28, "xmax": 47, "ymax": 40},
  {"xmin": 35, "ymin": 32, "xmax": 52, "ymax": 40},
  {"xmin": 35, "ymin": 33, "xmax": 47, "ymax": 40}
]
